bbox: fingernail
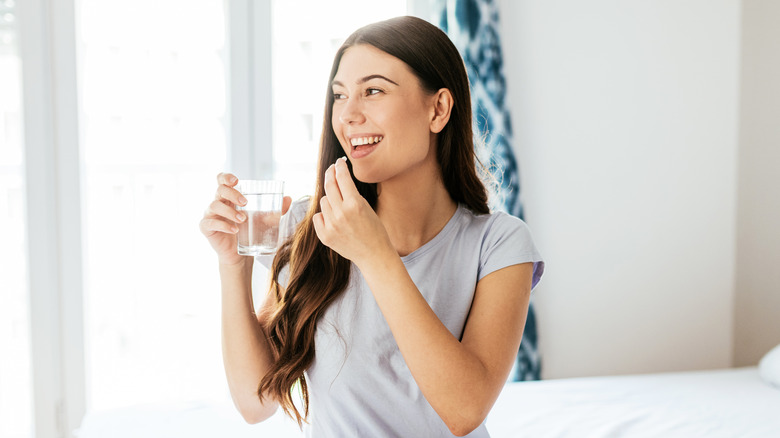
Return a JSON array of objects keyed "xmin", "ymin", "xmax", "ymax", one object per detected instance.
[
  {"xmin": 238, "ymin": 196, "xmax": 247, "ymax": 205},
  {"xmin": 340, "ymin": 156, "xmax": 348, "ymax": 162},
  {"xmin": 236, "ymin": 213, "xmax": 245, "ymax": 222}
]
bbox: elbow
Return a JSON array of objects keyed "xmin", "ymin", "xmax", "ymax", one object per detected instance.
[
  {"xmin": 445, "ymin": 412, "xmax": 486, "ymax": 437},
  {"xmin": 233, "ymin": 396, "xmax": 278, "ymax": 424},
  {"xmin": 239, "ymin": 408, "xmax": 269, "ymax": 425},
  {"xmin": 447, "ymin": 422, "xmax": 482, "ymax": 438},
  {"xmin": 443, "ymin": 402, "xmax": 489, "ymax": 437}
]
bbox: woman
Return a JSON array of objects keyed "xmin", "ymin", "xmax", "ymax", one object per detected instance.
[{"xmin": 200, "ymin": 16, "xmax": 544, "ymax": 437}]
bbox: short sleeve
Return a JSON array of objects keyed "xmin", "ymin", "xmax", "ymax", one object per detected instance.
[
  {"xmin": 255, "ymin": 196, "xmax": 311, "ymax": 269},
  {"xmin": 477, "ymin": 212, "xmax": 545, "ymax": 290}
]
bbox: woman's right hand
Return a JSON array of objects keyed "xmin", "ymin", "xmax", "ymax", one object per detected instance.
[{"xmin": 199, "ymin": 172, "xmax": 248, "ymax": 266}]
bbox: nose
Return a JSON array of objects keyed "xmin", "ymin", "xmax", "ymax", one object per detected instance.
[{"xmin": 337, "ymin": 95, "xmax": 366, "ymax": 125}]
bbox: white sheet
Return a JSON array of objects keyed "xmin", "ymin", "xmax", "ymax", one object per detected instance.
[
  {"xmin": 75, "ymin": 367, "xmax": 780, "ymax": 437},
  {"xmin": 486, "ymin": 367, "xmax": 780, "ymax": 438}
]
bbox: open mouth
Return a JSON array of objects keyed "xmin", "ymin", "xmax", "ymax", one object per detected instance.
[
  {"xmin": 348, "ymin": 135, "xmax": 383, "ymax": 159},
  {"xmin": 350, "ymin": 135, "xmax": 383, "ymax": 150}
]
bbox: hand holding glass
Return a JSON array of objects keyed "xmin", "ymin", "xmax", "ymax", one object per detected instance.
[{"xmin": 236, "ymin": 180, "xmax": 284, "ymax": 256}]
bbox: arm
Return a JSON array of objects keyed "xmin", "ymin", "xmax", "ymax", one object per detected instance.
[
  {"xmin": 219, "ymin": 258, "xmax": 279, "ymax": 424},
  {"xmin": 200, "ymin": 172, "xmax": 289, "ymax": 423},
  {"xmin": 360, "ymin": 254, "xmax": 532, "ymax": 436},
  {"xmin": 313, "ymin": 159, "xmax": 533, "ymax": 436}
]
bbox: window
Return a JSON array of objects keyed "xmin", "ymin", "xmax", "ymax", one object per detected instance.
[
  {"xmin": 78, "ymin": 0, "xmax": 229, "ymax": 410},
  {"xmin": 0, "ymin": 1, "xmax": 33, "ymax": 437}
]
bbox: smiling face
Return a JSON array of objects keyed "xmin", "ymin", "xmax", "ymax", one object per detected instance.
[{"xmin": 331, "ymin": 44, "xmax": 439, "ymax": 184}]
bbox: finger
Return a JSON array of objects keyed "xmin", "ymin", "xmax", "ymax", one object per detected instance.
[
  {"xmin": 334, "ymin": 157, "xmax": 360, "ymax": 200},
  {"xmin": 319, "ymin": 196, "xmax": 333, "ymax": 224},
  {"xmin": 216, "ymin": 184, "xmax": 247, "ymax": 206},
  {"xmin": 281, "ymin": 196, "xmax": 292, "ymax": 215},
  {"xmin": 312, "ymin": 212, "xmax": 327, "ymax": 244},
  {"xmin": 217, "ymin": 172, "xmax": 239, "ymax": 187},
  {"xmin": 206, "ymin": 199, "xmax": 245, "ymax": 223},
  {"xmin": 199, "ymin": 217, "xmax": 239, "ymax": 236},
  {"xmin": 323, "ymin": 164, "xmax": 343, "ymax": 207}
]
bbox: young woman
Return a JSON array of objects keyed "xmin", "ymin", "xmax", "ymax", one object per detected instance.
[{"xmin": 199, "ymin": 16, "xmax": 544, "ymax": 437}]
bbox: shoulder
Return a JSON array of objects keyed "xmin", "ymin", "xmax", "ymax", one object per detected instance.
[
  {"xmin": 280, "ymin": 196, "xmax": 312, "ymax": 232},
  {"xmin": 458, "ymin": 206, "xmax": 533, "ymax": 244},
  {"xmin": 289, "ymin": 196, "xmax": 311, "ymax": 221},
  {"xmin": 280, "ymin": 196, "xmax": 312, "ymax": 241},
  {"xmin": 457, "ymin": 206, "xmax": 544, "ymax": 287}
]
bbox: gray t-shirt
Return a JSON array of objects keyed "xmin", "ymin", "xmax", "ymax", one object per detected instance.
[{"xmin": 260, "ymin": 198, "xmax": 544, "ymax": 437}]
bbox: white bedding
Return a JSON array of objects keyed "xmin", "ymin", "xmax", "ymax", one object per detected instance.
[
  {"xmin": 487, "ymin": 367, "xmax": 780, "ymax": 438},
  {"xmin": 75, "ymin": 367, "xmax": 780, "ymax": 437}
]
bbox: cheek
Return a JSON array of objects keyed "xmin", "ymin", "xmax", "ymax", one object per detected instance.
[
  {"xmin": 331, "ymin": 110, "xmax": 339, "ymax": 136},
  {"xmin": 331, "ymin": 112, "xmax": 348, "ymax": 151},
  {"xmin": 399, "ymin": 101, "xmax": 431, "ymax": 134},
  {"xmin": 398, "ymin": 114, "xmax": 433, "ymax": 154}
]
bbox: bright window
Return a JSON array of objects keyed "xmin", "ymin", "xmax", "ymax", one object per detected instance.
[{"xmin": 78, "ymin": 0, "xmax": 229, "ymax": 410}]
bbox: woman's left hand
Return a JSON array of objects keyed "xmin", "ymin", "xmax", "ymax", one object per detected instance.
[{"xmin": 313, "ymin": 158, "xmax": 393, "ymax": 264}]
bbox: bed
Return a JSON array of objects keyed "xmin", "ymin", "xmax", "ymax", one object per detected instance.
[
  {"xmin": 75, "ymin": 366, "xmax": 780, "ymax": 437},
  {"xmin": 489, "ymin": 366, "xmax": 780, "ymax": 437}
]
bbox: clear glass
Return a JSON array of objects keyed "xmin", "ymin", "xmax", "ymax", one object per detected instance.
[
  {"xmin": 78, "ymin": 0, "xmax": 229, "ymax": 410},
  {"xmin": 270, "ymin": 0, "xmax": 408, "ymax": 200},
  {"xmin": 236, "ymin": 180, "xmax": 284, "ymax": 255},
  {"xmin": 0, "ymin": 1, "xmax": 34, "ymax": 436}
]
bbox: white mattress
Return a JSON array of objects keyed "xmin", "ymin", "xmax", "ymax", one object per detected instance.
[
  {"xmin": 486, "ymin": 367, "xmax": 780, "ymax": 438},
  {"xmin": 75, "ymin": 367, "xmax": 780, "ymax": 438}
]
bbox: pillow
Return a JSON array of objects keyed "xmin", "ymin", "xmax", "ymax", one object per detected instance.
[{"xmin": 759, "ymin": 343, "xmax": 780, "ymax": 389}]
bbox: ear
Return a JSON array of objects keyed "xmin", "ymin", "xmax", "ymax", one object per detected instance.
[{"xmin": 429, "ymin": 88, "xmax": 454, "ymax": 134}]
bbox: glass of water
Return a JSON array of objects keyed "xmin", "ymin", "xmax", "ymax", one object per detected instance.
[{"xmin": 235, "ymin": 180, "xmax": 284, "ymax": 256}]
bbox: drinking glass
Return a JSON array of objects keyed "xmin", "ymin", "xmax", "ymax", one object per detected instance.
[{"xmin": 235, "ymin": 180, "xmax": 284, "ymax": 255}]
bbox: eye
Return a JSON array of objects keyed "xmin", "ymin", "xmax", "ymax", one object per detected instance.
[
  {"xmin": 333, "ymin": 92, "xmax": 346, "ymax": 100},
  {"xmin": 366, "ymin": 88, "xmax": 383, "ymax": 96}
]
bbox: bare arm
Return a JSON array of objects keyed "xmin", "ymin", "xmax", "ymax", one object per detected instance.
[
  {"xmin": 360, "ymin": 254, "xmax": 532, "ymax": 436},
  {"xmin": 219, "ymin": 258, "xmax": 279, "ymax": 423},
  {"xmin": 200, "ymin": 172, "xmax": 290, "ymax": 423}
]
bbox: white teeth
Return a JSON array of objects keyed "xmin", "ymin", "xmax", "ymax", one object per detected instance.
[{"xmin": 350, "ymin": 136, "xmax": 383, "ymax": 146}]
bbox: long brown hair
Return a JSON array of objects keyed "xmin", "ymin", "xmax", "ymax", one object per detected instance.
[{"xmin": 258, "ymin": 15, "xmax": 489, "ymax": 426}]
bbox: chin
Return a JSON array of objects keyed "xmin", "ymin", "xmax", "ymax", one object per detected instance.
[
  {"xmin": 353, "ymin": 173, "xmax": 381, "ymax": 185},
  {"xmin": 350, "ymin": 166, "xmax": 384, "ymax": 185}
]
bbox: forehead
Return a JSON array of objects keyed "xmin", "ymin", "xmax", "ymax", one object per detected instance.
[{"xmin": 333, "ymin": 44, "xmax": 415, "ymax": 85}]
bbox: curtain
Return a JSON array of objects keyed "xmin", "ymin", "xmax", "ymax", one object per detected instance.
[{"xmin": 435, "ymin": 0, "xmax": 541, "ymax": 381}]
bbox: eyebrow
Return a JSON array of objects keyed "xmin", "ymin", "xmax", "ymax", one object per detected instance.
[{"xmin": 331, "ymin": 74, "xmax": 399, "ymax": 88}]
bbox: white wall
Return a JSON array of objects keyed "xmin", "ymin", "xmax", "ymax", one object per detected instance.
[
  {"xmin": 735, "ymin": 0, "xmax": 780, "ymax": 367},
  {"xmin": 498, "ymin": 0, "xmax": 741, "ymax": 378}
]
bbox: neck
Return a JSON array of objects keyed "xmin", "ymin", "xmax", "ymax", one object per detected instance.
[{"xmin": 375, "ymin": 162, "xmax": 457, "ymax": 257}]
